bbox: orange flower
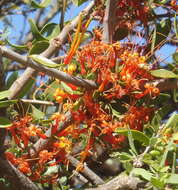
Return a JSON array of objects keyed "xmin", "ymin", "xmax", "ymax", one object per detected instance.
[{"xmin": 39, "ymin": 150, "xmax": 53, "ymax": 165}]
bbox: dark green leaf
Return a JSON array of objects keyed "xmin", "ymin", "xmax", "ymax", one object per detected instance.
[
  {"xmin": 173, "ymin": 52, "xmax": 178, "ymax": 64},
  {"xmin": 151, "ymin": 19, "xmax": 171, "ymax": 53},
  {"xmin": 6, "ymin": 39, "xmax": 28, "ymax": 50},
  {"xmin": 0, "ymin": 90, "xmax": 11, "ymax": 100},
  {"xmin": 31, "ymin": 0, "xmax": 52, "ymax": 8},
  {"xmin": 30, "ymin": 54, "xmax": 60, "ymax": 68},
  {"xmin": 40, "ymin": 23, "xmax": 60, "ymax": 40},
  {"xmin": 29, "ymin": 19, "xmax": 47, "ymax": 41},
  {"xmin": 0, "ymin": 117, "xmax": 12, "ymax": 128},
  {"xmin": 6, "ymin": 71, "xmax": 19, "ymax": 89},
  {"xmin": 116, "ymin": 129, "xmax": 150, "ymax": 146},
  {"xmin": 173, "ymin": 89, "xmax": 178, "ymax": 103},
  {"xmin": 18, "ymin": 78, "xmax": 35, "ymax": 98},
  {"xmin": 151, "ymin": 69, "xmax": 177, "ymax": 78},
  {"xmin": 174, "ymin": 14, "xmax": 178, "ymax": 39},
  {"xmin": 29, "ymin": 41, "xmax": 49, "ymax": 55}
]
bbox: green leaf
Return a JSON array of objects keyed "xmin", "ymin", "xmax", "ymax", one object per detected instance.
[
  {"xmin": 160, "ymin": 0, "xmax": 169, "ymax": 4},
  {"xmin": 29, "ymin": 41, "xmax": 49, "ymax": 55},
  {"xmin": 165, "ymin": 113, "xmax": 178, "ymax": 129},
  {"xmin": 151, "ymin": 19, "xmax": 171, "ymax": 53},
  {"xmin": 18, "ymin": 78, "xmax": 35, "ymax": 98},
  {"xmin": 174, "ymin": 14, "xmax": 178, "ymax": 39},
  {"xmin": 31, "ymin": 0, "xmax": 52, "ymax": 8},
  {"xmin": 151, "ymin": 177, "xmax": 165, "ymax": 188},
  {"xmin": 151, "ymin": 69, "xmax": 177, "ymax": 78},
  {"xmin": 118, "ymin": 152, "xmax": 133, "ymax": 162},
  {"xmin": 173, "ymin": 52, "xmax": 178, "ymax": 64},
  {"xmin": 6, "ymin": 71, "xmax": 19, "ymax": 89},
  {"xmin": 0, "ymin": 100, "xmax": 17, "ymax": 108},
  {"xmin": 0, "ymin": 90, "xmax": 11, "ymax": 100},
  {"xmin": 61, "ymin": 82, "xmax": 74, "ymax": 94},
  {"xmin": 0, "ymin": 117, "xmax": 12, "ymax": 128},
  {"xmin": 44, "ymin": 81, "xmax": 61, "ymax": 101},
  {"xmin": 173, "ymin": 89, "xmax": 178, "ymax": 103},
  {"xmin": 167, "ymin": 174, "xmax": 178, "ymax": 184},
  {"xmin": 30, "ymin": 54, "xmax": 60, "ymax": 68},
  {"xmin": 160, "ymin": 140, "xmax": 174, "ymax": 167},
  {"xmin": 31, "ymin": 105, "xmax": 45, "ymax": 120},
  {"xmin": 6, "ymin": 39, "xmax": 28, "ymax": 50},
  {"xmin": 29, "ymin": 19, "xmax": 47, "ymax": 41},
  {"xmin": 131, "ymin": 168, "xmax": 153, "ymax": 181},
  {"xmin": 72, "ymin": 0, "xmax": 88, "ymax": 6},
  {"xmin": 127, "ymin": 130, "xmax": 137, "ymax": 155},
  {"xmin": 151, "ymin": 104, "xmax": 172, "ymax": 131},
  {"xmin": 40, "ymin": 23, "xmax": 60, "ymax": 40},
  {"xmin": 116, "ymin": 129, "xmax": 150, "ymax": 146}
]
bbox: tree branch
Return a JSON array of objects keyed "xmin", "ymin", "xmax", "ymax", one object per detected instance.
[
  {"xmin": 102, "ymin": 0, "xmax": 117, "ymax": 43},
  {"xmin": 0, "ymin": 157, "xmax": 41, "ymax": 190},
  {"xmin": 85, "ymin": 174, "xmax": 142, "ymax": 190},
  {"xmin": 66, "ymin": 154, "xmax": 104, "ymax": 185},
  {"xmin": 0, "ymin": 46, "xmax": 97, "ymax": 99},
  {"xmin": 7, "ymin": 1, "xmax": 95, "ymax": 99},
  {"xmin": 28, "ymin": 111, "xmax": 104, "ymax": 186}
]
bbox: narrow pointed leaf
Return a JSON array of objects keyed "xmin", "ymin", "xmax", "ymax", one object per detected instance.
[
  {"xmin": 40, "ymin": 23, "xmax": 60, "ymax": 40},
  {"xmin": 116, "ymin": 129, "xmax": 150, "ymax": 145},
  {"xmin": 0, "ymin": 117, "xmax": 12, "ymax": 128},
  {"xmin": 174, "ymin": 14, "xmax": 178, "ymax": 39},
  {"xmin": 0, "ymin": 90, "xmax": 11, "ymax": 100},
  {"xmin": 151, "ymin": 69, "xmax": 177, "ymax": 78},
  {"xmin": 0, "ymin": 100, "xmax": 18, "ymax": 108},
  {"xmin": 30, "ymin": 54, "xmax": 60, "ymax": 68},
  {"xmin": 29, "ymin": 19, "xmax": 47, "ymax": 41},
  {"xmin": 31, "ymin": 0, "xmax": 52, "ymax": 8}
]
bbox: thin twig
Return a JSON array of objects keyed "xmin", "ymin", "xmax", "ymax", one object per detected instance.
[{"xmin": 21, "ymin": 99, "xmax": 54, "ymax": 106}]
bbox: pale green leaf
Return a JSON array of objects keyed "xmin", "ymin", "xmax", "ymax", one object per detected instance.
[
  {"xmin": 151, "ymin": 69, "xmax": 177, "ymax": 78},
  {"xmin": 31, "ymin": 105, "xmax": 45, "ymax": 120},
  {"xmin": 31, "ymin": 0, "xmax": 52, "ymax": 8},
  {"xmin": 131, "ymin": 168, "xmax": 153, "ymax": 181},
  {"xmin": 30, "ymin": 54, "xmax": 60, "ymax": 68},
  {"xmin": 0, "ymin": 90, "xmax": 11, "ymax": 100},
  {"xmin": 116, "ymin": 129, "xmax": 150, "ymax": 145}
]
